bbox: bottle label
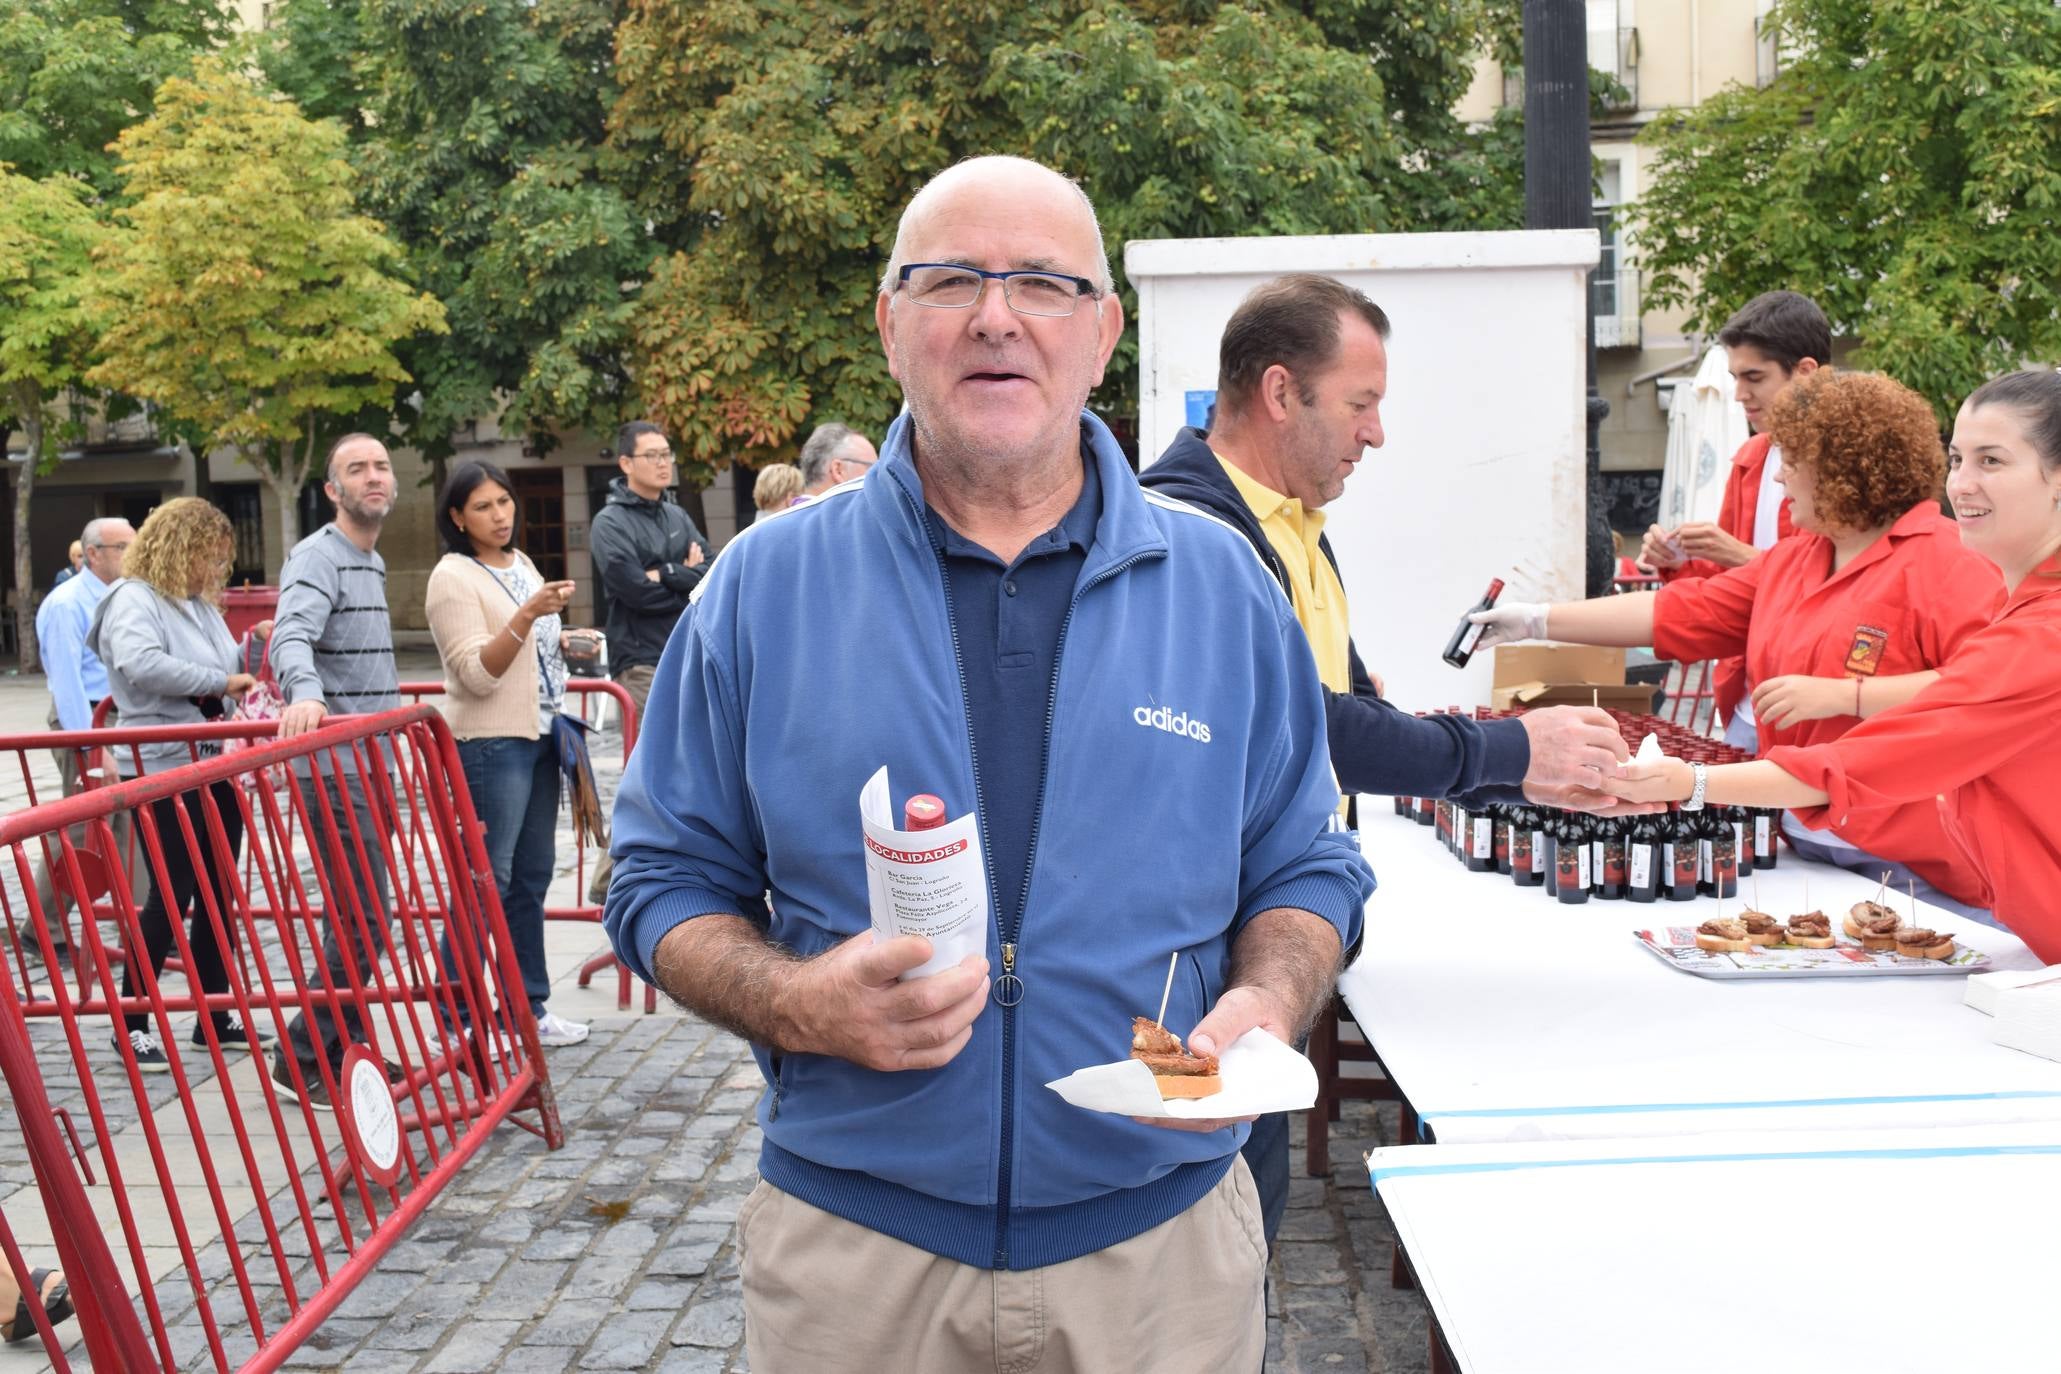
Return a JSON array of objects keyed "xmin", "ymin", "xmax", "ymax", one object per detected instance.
[
  {"xmin": 1494, "ymin": 823, "xmax": 1510, "ymax": 862},
  {"xmin": 1533, "ymin": 831, "xmax": 1547, "ymax": 864},
  {"xmin": 1756, "ymin": 816, "xmax": 1771, "ymax": 850},
  {"xmin": 1699, "ymin": 840, "xmax": 1713, "ymax": 882},
  {"xmin": 1577, "ymin": 846, "xmax": 1593, "ymax": 888},
  {"xmin": 1512, "ymin": 829, "xmax": 1532, "ymax": 868},
  {"xmin": 1473, "ymin": 818, "xmax": 1493, "ymax": 859},
  {"xmin": 1555, "ymin": 846, "xmax": 1580, "ymax": 884},
  {"xmin": 1604, "ymin": 841, "xmax": 1628, "ymax": 884},
  {"xmin": 1591, "ymin": 840, "xmax": 1604, "ymax": 876},
  {"xmin": 1630, "ymin": 845, "xmax": 1652, "ymax": 888},
  {"xmin": 1672, "ymin": 844, "xmax": 1698, "ymax": 886}
]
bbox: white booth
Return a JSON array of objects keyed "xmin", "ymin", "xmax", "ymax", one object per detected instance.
[{"xmin": 1126, "ymin": 230, "xmax": 1600, "ymax": 713}]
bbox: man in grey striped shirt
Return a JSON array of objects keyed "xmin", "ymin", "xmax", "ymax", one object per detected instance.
[{"xmin": 270, "ymin": 434, "xmax": 407, "ymax": 1108}]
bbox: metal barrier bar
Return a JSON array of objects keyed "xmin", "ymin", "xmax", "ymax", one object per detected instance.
[
  {"xmin": 1608, "ymin": 569, "xmax": 1718, "ymax": 735},
  {"xmin": 396, "ymin": 678, "xmax": 655, "ymax": 1014},
  {"xmin": 0, "ymin": 706, "xmax": 560, "ymax": 1372}
]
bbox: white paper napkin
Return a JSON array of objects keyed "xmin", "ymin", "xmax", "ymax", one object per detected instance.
[
  {"xmin": 1992, "ymin": 977, "xmax": 2061, "ymax": 1064},
  {"xmin": 1966, "ymin": 966, "xmax": 2059, "ymax": 1017},
  {"xmin": 1635, "ymin": 732, "xmax": 1665, "ymax": 763},
  {"xmin": 1045, "ymin": 1028, "xmax": 1319, "ymax": 1120}
]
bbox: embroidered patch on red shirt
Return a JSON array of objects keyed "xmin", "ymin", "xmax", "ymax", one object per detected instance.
[{"xmin": 1845, "ymin": 624, "xmax": 1890, "ymax": 676}]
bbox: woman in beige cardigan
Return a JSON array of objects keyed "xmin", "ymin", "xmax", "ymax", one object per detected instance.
[{"xmin": 425, "ymin": 461, "xmax": 589, "ymax": 1048}]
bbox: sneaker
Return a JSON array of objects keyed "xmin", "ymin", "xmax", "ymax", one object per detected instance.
[
  {"xmin": 269, "ymin": 1058, "xmax": 333, "ymax": 1111},
  {"xmin": 112, "ymin": 1029, "xmax": 170, "ymax": 1074},
  {"xmin": 193, "ymin": 1015, "xmax": 275, "ymax": 1051},
  {"xmin": 533, "ymin": 1010, "xmax": 590, "ymax": 1048}
]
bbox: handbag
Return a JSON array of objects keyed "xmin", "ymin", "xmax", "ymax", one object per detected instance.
[
  {"xmin": 551, "ymin": 714, "xmax": 608, "ymax": 849},
  {"xmin": 225, "ymin": 628, "xmax": 289, "ymax": 789}
]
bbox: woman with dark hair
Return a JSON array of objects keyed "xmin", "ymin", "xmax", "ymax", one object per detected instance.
[
  {"xmin": 1609, "ymin": 370, "xmax": 2061, "ymax": 958},
  {"xmin": 425, "ymin": 461, "xmax": 589, "ymax": 1047},
  {"xmin": 86, "ymin": 497, "xmax": 263, "ymax": 1070},
  {"xmin": 1470, "ymin": 370, "xmax": 2005, "ymax": 913}
]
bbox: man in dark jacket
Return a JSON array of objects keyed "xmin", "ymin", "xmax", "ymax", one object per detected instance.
[
  {"xmin": 1139, "ymin": 274, "xmax": 1637, "ymax": 1250},
  {"xmin": 588, "ymin": 419, "xmax": 707, "ymax": 902}
]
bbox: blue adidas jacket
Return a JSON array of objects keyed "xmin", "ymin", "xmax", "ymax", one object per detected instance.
[{"xmin": 604, "ymin": 410, "xmax": 1372, "ymax": 1269}]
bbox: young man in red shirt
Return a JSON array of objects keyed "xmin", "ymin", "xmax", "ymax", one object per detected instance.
[{"xmin": 1640, "ymin": 291, "xmax": 1832, "ymax": 747}]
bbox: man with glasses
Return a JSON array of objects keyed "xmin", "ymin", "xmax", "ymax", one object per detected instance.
[
  {"xmin": 606, "ymin": 156, "xmax": 1370, "ymax": 1370},
  {"xmin": 25, "ymin": 518, "xmax": 137, "ymax": 953},
  {"xmin": 794, "ymin": 421, "xmax": 879, "ymax": 499},
  {"xmin": 586, "ymin": 420, "xmax": 707, "ymax": 902}
]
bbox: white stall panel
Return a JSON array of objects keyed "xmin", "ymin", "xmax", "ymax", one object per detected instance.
[{"xmin": 1126, "ymin": 231, "xmax": 1599, "ymax": 713}]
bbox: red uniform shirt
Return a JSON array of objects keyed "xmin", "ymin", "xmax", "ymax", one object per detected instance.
[
  {"xmin": 1657, "ymin": 434, "xmax": 1796, "ymax": 725},
  {"xmin": 1769, "ymin": 551, "xmax": 2061, "ymax": 959},
  {"xmin": 1654, "ymin": 502, "xmax": 2004, "ymax": 904}
]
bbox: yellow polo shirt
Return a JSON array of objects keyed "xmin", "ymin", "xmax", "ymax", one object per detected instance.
[{"xmin": 1215, "ymin": 453, "xmax": 1353, "ymax": 693}]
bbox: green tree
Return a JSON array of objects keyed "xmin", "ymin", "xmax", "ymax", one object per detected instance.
[
  {"xmin": 0, "ymin": 169, "xmax": 107, "ymax": 671},
  {"xmin": 0, "ymin": 0, "xmax": 230, "ymax": 193},
  {"xmin": 612, "ymin": 0, "xmax": 1523, "ymax": 482},
  {"xmin": 1632, "ymin": 0, "xmax": 2061, "ymax": 421},
  {"xmin": 87, "ymin": 61, "xmax": 448, "ymax": 553},
  {"xmin": 256, "ymin": 0, "xmax": 648, "ymax": 462}
]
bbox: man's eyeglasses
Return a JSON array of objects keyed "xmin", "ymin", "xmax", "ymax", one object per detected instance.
[
  {"xmin": 631, "ymin": 447, "xmax": 674, "ymax": 463},
  {"xmin": 896, "ymin": 264, "xmax": 1100, "ymax": 318}
]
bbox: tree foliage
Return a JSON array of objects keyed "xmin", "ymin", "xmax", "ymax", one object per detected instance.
[
  {"xmin": 1632, "ymin": 0, "xmax": 2061, "ymax": 421},
  {"xmin": 257, "ymin": 0, "xmax": 648, "ymax": 461},
  {"xmin": 613, "ymin": 0, "xmax": 1523, "ymax": 482},
  {"xmin": 86, "ymin": 60, "xmax": 447, "ymax": 548},
  {"xmin": 0, "ymin": 0, "xmax": 230, "ymax": 194},
  {"xmin": 0, "ymin": 167, "xmax": 107, "ymax": 671}
]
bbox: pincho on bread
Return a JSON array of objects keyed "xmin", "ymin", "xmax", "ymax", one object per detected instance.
[
  {"xmin": 1846, "ymin": 906, "xmax": 1903, "ymax": 950},
  {"xmin": 1784, "ymin": 910, "xmax": 1835, "ymax": 949},
  {"xmin": 1892, "ymin": 927, "xmax": 1957, "ymax": 961},
  {"xmin": 1694, "ymin": 917, "xmax": 1753, "ymax": 954},
  {"xmin": 1845, "ymin": 901, "xmax": 1901, "ymax": 946},
  {"xmin": 1738, "ymin": 911, "xmax": 1785, "ymax": 947},
  {"xmin": 1131, "ymin": 1017, "xmax": 1221, "ymax": 1099}
]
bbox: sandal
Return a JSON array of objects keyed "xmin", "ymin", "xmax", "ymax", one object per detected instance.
[{"xmin": 4, "ymin": 1268, "xmax": 72, "ymax": 1344}]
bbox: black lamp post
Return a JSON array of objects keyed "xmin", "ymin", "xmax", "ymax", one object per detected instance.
[{"xmin": 1524, "ymin": 0, "xmax": 1614, "ymax": 596}]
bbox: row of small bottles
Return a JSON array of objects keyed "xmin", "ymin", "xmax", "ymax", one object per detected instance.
[{"xmin": 1393, "ymin": 790, "xmax": 1781, "ymax": 903}]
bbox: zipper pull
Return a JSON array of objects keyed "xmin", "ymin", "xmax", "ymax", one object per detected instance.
[{"xmin": 993, "ymin": 943, "xmax": 1024, "ymax": 1007}]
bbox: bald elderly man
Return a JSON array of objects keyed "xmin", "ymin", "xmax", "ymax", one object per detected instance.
[{"xmin": 605, "ymin": 156, "xmax": 1370, "ymax": 1370}]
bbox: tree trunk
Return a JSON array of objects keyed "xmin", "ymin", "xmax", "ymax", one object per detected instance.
[
  {"xmin": 10, "ymin": 389, "xmax": 44, "ymax": 675},
  {"xmin": 262, "ymin": 462, "xmax": 301, "ymax": 565}
]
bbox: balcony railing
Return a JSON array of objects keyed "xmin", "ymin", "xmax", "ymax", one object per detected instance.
[{"xmin": 1591, "ymin": 268, "xmax": 1641, "ymax": 349}]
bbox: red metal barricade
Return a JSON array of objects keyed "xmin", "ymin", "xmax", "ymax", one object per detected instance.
[
  {"xmin": 397, "ymin": 679, "xmax": 654, "ymax": 1014},
  {"xmin": 0, "ymin": 707, "xmax": 561, "ymax": 1372},
  {"xmin": 91, "ymin": 678, "xmax": 651, "ymax": 1013}
]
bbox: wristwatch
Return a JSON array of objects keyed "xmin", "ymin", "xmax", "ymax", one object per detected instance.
[{"xmin": 1683, "ymin": 760, "xmax": 1708, "ymax": 811}]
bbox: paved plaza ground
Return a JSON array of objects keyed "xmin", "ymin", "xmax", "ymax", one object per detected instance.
[{"xmin": 0, "ymin": 652, "xmax": 1438, "ymax": 1373}]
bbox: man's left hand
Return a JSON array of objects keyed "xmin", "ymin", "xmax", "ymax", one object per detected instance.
[
  {"xmin": 1523, "ymin": 778, "xmax": 1665, "ymax": 818},
  {"xmin": 1131, "ymin": 985, "xmax": 1288, "ymax": 1134}
]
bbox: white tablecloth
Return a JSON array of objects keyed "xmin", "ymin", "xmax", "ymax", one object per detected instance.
[
  {"xmin": 1370, "ymin": 1123, "xmax": 2061, "ymax": 1374},
  {"xmin": 1338, "ymin": 808, "xmax": 2061, "ymax": 1143}
]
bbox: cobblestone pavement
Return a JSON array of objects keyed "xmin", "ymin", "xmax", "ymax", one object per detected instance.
[{"xmin": 0, "ymin": 662, "xmax": 1440, "ymax": 1372}]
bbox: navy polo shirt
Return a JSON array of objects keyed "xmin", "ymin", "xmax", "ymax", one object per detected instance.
[{"xmin": 924, "ymin": 456, "xmax": 1102, "ymax": 942}]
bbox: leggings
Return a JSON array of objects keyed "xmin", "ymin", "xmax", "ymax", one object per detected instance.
[{"xmin": 122, "ymin": 780, "xmax": 245, "ymax": 1035}]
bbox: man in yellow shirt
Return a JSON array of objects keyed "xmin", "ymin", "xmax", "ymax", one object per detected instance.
[{"xmin": 1139, "ymin": 273, "xmax": 1634, "ymax": 1250}]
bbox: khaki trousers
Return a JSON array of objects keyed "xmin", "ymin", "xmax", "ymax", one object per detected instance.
[
  {"xmin": 739, "ymin": 1158, "xmax": 1268, "ymax": 1374},
  {"xmin": 587, "ymin": 663, "xmax": 656, "ymax": 905}
]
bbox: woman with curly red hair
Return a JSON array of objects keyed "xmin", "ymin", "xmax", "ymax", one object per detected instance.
[
  {"xmin": 1607, "ymin": 370, "xmax": 2061, "ymax": 959},
  {"xmin": 1471, "ymin": 370, "xmax": 2003, "ymax": 913}
]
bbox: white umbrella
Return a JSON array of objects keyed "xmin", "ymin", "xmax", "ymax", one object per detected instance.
[{"xmin": 1659, "ymin": 344, "xmax": 1751, "ymax": 531}]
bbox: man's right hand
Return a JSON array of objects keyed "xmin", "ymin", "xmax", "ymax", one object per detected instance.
[
  {"xmin": 777, "ymin": 931, "xmax": 989, "ymax": 1072},
  {"xmin": 278, "ymin": 699, "xmax": 328, "ymax": 738},
  {"xmin": 1518, "ymin": 705, "xmax": 1631, "ymax": 791},
  {"xmin": 1638, "ymin": 523, "xmax": 1684, "ymax": 571}
]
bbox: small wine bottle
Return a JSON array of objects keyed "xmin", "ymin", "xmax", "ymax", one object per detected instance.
[{"xmin": 1441, "ymin": 578, "xmax": 1506, "ymax": 669}]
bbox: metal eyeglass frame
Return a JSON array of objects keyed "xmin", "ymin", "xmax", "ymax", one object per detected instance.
[{"xmin": 895, "ymin": 263, "xmax": 1101, "ymax": 317}]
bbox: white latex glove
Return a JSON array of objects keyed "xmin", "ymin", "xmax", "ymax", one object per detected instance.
[{"xmin": 1466, "ymin": 601, "xmax": 1550, "ymax": 650}]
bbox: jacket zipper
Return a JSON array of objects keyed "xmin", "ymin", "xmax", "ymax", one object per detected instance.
[
  {"xmin": 899, "ymin": 474, "xmax": 1162, "ymax": 1268},
  {"xmin": 988, "ymin": 549, "xmax": 1155, "ymax": 1267}
]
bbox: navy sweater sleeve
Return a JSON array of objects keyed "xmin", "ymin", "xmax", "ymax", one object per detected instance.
[{"xmin": 1323, "ymin": 688, "xmax": 1530, "ymax": 803}]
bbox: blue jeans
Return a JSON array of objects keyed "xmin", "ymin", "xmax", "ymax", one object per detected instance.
[{"xmin": 444, "ymin": 734, "xmax": 560, "ymax": 1019}]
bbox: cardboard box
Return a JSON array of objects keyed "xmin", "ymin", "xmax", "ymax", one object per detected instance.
[{"xmin": 1489, "ymin": 644, "xmax": 1659, "ymax": 712}]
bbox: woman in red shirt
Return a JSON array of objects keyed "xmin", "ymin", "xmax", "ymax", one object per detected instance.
[
  {"xmin": 1473, "ymin": 371, "xmax": 2003, "ymax": 912},
  {"xmin": 1606, "ymin": 371, "xmax": 2061, "ymax": 959}
]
